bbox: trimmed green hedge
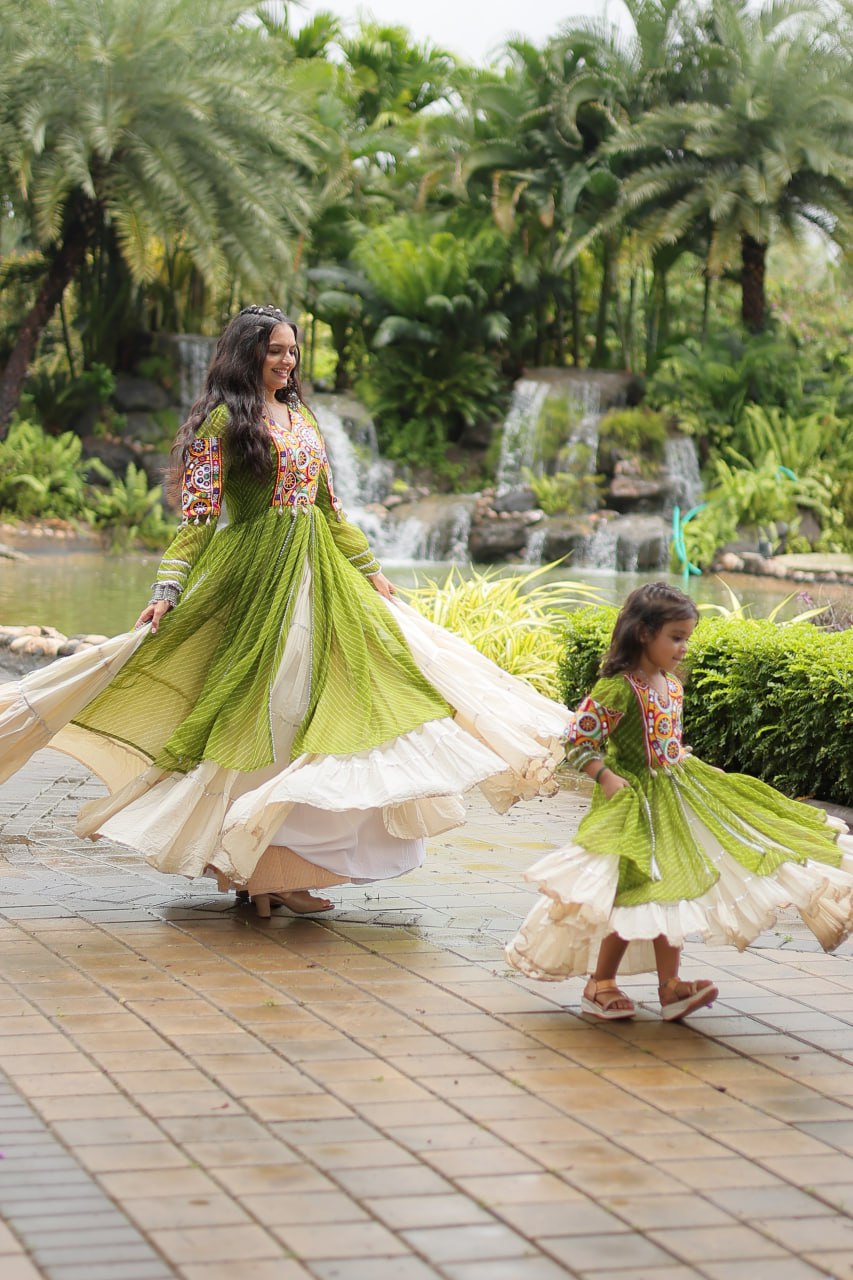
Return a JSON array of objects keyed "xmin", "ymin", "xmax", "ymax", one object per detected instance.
[{"xmin": 556, "ymin": 609, "xmax": 853, "ymax": 805}]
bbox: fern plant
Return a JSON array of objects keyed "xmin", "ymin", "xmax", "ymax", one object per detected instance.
[
  {"xmin": 522, "ymin": 468, "xmax": 604, "ymax": 516},
  {"xmin": 91, "ymin": 464, "xmax": 172, "ymax": 550},
  {"xmin": 0, "ymin": 420, "xmax": 101, "ymax": 519}
]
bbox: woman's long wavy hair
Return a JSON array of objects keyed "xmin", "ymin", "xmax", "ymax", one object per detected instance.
[
  {"xmin": 601, "ymin": 582, "xmax": 698, "ymax": 676},
  {"xmin": 173, "ymin": 305, "xmax": 304, "ymax": 482}
]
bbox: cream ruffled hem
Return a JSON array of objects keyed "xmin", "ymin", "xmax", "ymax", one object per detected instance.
[
  {"xmin": 506, "ymin": 827, "xmax": 853, "ymax": 979},
  {"xmin": 0, "ymin": 573, "xmax": 573, "ymax": 886},
  {"xmin": 74, "ymin": 716, "xmax": 511, "ymax": 883},
  {"xmin": 388, "ymin": 598, "xmax": 569, "ymax": 811}
]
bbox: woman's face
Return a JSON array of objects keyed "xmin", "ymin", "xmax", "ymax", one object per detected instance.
[{"xmin": 262, "ymin": 323, "xmax": 298, "ymax": 397}]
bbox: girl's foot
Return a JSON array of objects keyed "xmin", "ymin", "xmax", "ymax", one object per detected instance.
[
  {"xmin": 659, "ymin": 977, "xmax": 718, "ymax": 1021},
  {"xmin": 581, "ymin": 977, "xmax": 636, "ymax": 1021}
]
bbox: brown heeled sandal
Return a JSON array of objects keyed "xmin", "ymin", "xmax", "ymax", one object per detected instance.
[
  {"xmin": 581, "ymin": 977, "xmax": 636, "ymax": 1021},
  {"xmin": 659, "ymin": 977, "xmax": 718, "ymax": 1021}
]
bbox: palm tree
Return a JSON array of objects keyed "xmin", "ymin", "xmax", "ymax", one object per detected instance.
[
  {"xmin": 0, "ymin": 0, "xmax": 320, "ymax": 432},
  {"xmin": 549, "ymin": 0, "xmax": 694, "ymax": 366},
  {"xmin": 605, "ymin": 0, "xmax": 853, "ymax": 332}
]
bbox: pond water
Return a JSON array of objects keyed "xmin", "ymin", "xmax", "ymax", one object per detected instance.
[{"xmin": 3, "ymin": 540, "xmax": 852, "ymax": 638}]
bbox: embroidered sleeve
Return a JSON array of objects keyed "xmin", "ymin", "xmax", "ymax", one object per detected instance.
[
  {"xmin": 315, "ymin": 470, "xmax": 381, "ymax": 576},
  {"xmin": 564, "ymin": 696, "xmax": 624, "ymax": 770},
  {"xmin": 150, "ymin": 410, "xmax": 227, "ymax": 605},
  {"xmin": 181, "ymin": 436, "xmax": 223, "ymax": 525}
]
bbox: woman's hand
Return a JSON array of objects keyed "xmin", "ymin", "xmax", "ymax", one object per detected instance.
[
  {"xmin": 134, "ymin": 601, "xmax": 172, "ymax": 634},
  {"xmin": 600, "ymin": 770, "xmax": 629, "ymax": 800},
  {"xmin": 369, "ymin": 572, "xmax": 396, "ymax": 600}
]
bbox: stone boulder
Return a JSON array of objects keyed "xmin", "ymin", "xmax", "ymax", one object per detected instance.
[
  {"xmin": 113, "ymin": 375, "xmax": 171, "ymax": 414},
  {"xmin": 492, "ymin": 486, "xmax": 538, "ymax": 514},
  {"xmin": 541, "ymin": 514, "xmax": 596, "ymax": 561},
  {"xmin": 138, "ymin": 452, "xmax": 174, "ymax": 497},
  {"xmin": 468, "ymin": 513, "xmax": 531, "ymax": 562},
  {"xmin": 385, "ymin": 494, "xmax": 479, "ymax": 560},
  {"xmin": 612, "ymin": 515, "xmax": 670, "ymax": 571},
  {"xmin": 606, "ymin": 473, "xmax": 674, "ymax": 514},
  {"xmin": 123, "ymin": 411, "xmax": 177, "ymax": 448},
  {"xmin": 81, "ymin": 436, "xmax": 140, "ymax": 484}
]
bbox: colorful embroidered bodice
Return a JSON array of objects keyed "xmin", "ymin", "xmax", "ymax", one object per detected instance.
[
  {"xmin": 179, "ymin": 405, "xmax": 341, "ymax": 526},
  {"xmin": 267, "ymin": 408, "xmax": 342, "ymax": 516},
  {"xmin": 565, "ymin": 671, "xmax": 687, "ymax": 775}
]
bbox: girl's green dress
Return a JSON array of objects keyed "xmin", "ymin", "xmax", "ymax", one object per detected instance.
[
  {"xmin": 0, "ymin": 403, "xmax": 570, "ymax": 889},
  {"xmin": 507, "ymin": 670, "xmax": 853, "ymax": 977}
]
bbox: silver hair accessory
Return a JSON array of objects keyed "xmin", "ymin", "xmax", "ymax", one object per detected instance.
[{"xmin": 240, "ymin": 304, "xmax": 287, "ymax": 321}]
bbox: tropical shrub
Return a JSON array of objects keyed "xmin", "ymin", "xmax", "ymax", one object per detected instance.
[
  {"xmin": 359, "ymin": 348, "xmax": 506, "ymax": 472},
  {"xmin": 556, "ymin": 605, "xmax": 617, "ymax": 706},
  {"xmin": 677, "ymin": 503, "xmax": 738, "ymax": 573},
  {"xmin": 685, "ymin": 618, "xmax": 853, "ymax": 806},
  {"xmin": 556, "ymin": 607, "xmax": 853, "ymax": 804},
  {"xmin": 0, "ymin": 420, "xmax": 99, "ymax": 519},
  {"xmin": 403, "ymin": 566, "xmax": 605, "ymax": 698},
  {"xmin": 90, "ymin": 463, "xmax": 173, "ymax": 549},
  {"xmin": 18, "ymin": 363, "xmax": 116, "ymax": 434},
  {"xmin": 645, "ymin": 331, "xmax": 813, "ymax": 450},
  {"xmin": 339, "ymin": 217, "xmax": 511, "ymax": 470},
  {"xmin": 523, "ymin": 469, "xmax": 604, "ymax": 516},
  {"xmin": 597, "ymin": 408, "xmax": 667, "ymax": 458}
]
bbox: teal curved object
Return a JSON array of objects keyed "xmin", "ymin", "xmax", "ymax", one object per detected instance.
[{"xmin": 671, "ymin": 503, "xmax": 705, "ymax": 579}]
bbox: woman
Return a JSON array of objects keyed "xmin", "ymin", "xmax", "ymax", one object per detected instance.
[{"xmin": 0, "ymin": 305, "xmax": 571, "ymax": 915}]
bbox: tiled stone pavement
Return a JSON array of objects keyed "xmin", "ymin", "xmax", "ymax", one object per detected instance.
[{"xmin": 0, "ymin": 751, "xmax": 852, "ymax": 1280}]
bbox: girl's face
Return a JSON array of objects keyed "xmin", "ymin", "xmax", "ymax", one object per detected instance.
[
  {"xmin": 642, "ymin": 617, "xmax": 696, "ymax": 671},
  {"xmin": 262, "ymin": 323, "xmax": 298, "ymax": 397}
]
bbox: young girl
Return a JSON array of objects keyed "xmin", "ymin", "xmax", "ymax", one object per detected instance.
[{"xmin": 507, "ymin": 582, "xmax": 853, "ymax": 1021}]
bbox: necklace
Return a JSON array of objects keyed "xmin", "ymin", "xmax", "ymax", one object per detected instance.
[{"xmin": 263, "ymin": 398, "xmax": 288, "ymax": 426}]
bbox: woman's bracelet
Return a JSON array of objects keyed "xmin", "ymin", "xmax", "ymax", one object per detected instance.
[{"xmin": 591, "ymin": 761, "xmax": 609, "ymax": 784}]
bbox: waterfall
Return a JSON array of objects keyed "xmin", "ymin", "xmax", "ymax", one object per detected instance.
[
  {"xmin": 495, "ymin": 380, "xmax": 550, "ymax": 492},
  {"xmin": 523, "ymin": 526, "xmax": 547, "ymax": 566},
  {"xmin": 171, "ymin": 335, "xmax": 217, "ymax": 419},
  {"xmin": 317, "ymin": 405, "xmax": 404, "ymax": 558},
  {"xmin": 447, "ymin": 503, "xmax": 474, "ymax": 560},
  {"xmin": 496, "ymin": 378, "xmax": 606, "ymax": 493},
  {"xmin": 664, "ymin": 436, "xmax": 703, "ymax": 512},
  {"xmin": 313, "ymin": 407, "xmax": 364, "ymax": 509},
  {"xmin": 576, "ymin": 520, "xmax": 620, "ymax": 570},
  {"xmin": 561, "ymin": 383, "xmax": 602, "ymax": 474}
]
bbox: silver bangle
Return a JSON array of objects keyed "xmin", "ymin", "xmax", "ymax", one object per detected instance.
[{"xmin": 149, "ymin": 582, "xmax": 181, "ymax": 608}]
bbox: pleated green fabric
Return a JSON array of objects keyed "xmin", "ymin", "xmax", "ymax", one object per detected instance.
[
  {"xmin": 73, "ymin": 406, "xmax": 451, "ymax": 773},
  {"xmin": 565, "ymin": 673, "xmax": 844, "ymax": 907}
]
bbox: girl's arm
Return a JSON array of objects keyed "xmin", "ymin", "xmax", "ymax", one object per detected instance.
[
  {"xmin": 584, "ymin": 759, "xmax": 629, "ymax": 798},
  {"xmin": 565, "ymin": 680, "xmax": 630, "ymax": 797}
]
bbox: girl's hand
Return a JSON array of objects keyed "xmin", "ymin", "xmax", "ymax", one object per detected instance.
[
  {"xmin": 600, "ymin": 771, "xmax": 629, "ymax": 800},
  {"xmin": 369, "ymin": 572, "xmax": 396, "ymax": 600},
  {"xmin": 134, "ymin": 601, "xmax": 172, "ymax": 634}
]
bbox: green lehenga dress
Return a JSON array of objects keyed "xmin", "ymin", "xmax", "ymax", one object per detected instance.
[
  {"xmin": 0, "ymin": 403, "xmax": 570, "ymax": 893},
  {"xmin": 507, "ymin": 671, "xmax": 853, "ymax": 977}
]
